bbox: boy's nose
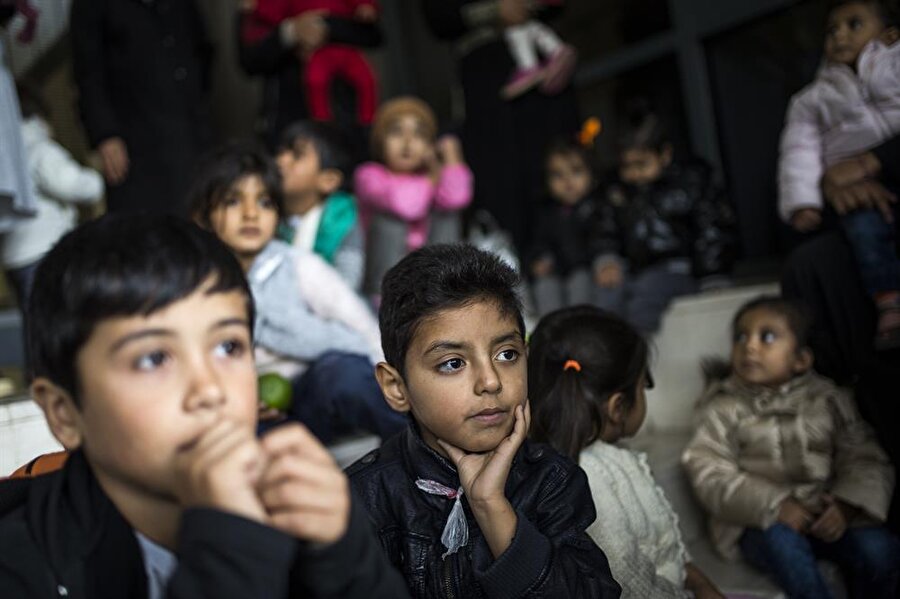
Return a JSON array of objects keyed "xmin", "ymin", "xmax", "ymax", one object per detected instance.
[
  {"xmin": 474, "ymin": 364, "xmax": 502, "ymax": 395},
  {"xmin": 185, "ymin": 360, "xmax": 227, "ymax": 411}
]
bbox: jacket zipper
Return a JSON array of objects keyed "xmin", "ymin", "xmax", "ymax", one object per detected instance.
[{"xmin": 442, "ymin": 555, "xmax": 456, "ymax": 599}]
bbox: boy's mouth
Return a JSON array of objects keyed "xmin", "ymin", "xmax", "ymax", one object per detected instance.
[
  {"xmin": 470, "ymin": 407, "xmax": 507, "ymax": 425},
  {"xmin": 239, "ymin": 226, "xmax": 261, "ymax": 236}
]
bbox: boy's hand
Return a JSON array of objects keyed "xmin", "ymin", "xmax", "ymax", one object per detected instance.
[
  {"xmin": 684, "ymin": 563, "xmax": 725, "ymax": 599},
  {"xmin": 825, "ymin": 179, "xmax": 896, "ymax": 222},
  {"xmin": 790, "ymin": 208, "xmax": 822, "ymax": 232},
  {"xmin": 594, "ymin": 263, "xmax": 623, "ymax": 288},
  {"xmin": 435, "ymin": 135, "xmax": 464, "ymax": 166},
  {"xmin": 531, "ymin": 256, "xmax": 554, "ymax": 278},
  {"xmin": 173, "ymin": 418, "xmax": 268, "ymax": 523},
  {"xmin": 438, "ymin": 402, "xmax": 530, "ymax": 558},
  {"xmin": 258, "ymin": 423, "xmax": 351, "ymax": 545},
  {"xmin": 777, "ymin": 497, "xmax": 814, "ymax": 533},
  {"xmin": 809, "ymin": 494, "xmax": 854, "ymax": 543},
  {"xmin": 354, "ymin": 4, "xmax": 378, "ymax": 22},
  {"xmin": 823, "ymin": 153, "xmax": 880, "ymax": 190}
]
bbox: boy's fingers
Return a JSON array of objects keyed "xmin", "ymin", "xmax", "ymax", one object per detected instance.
[
  {"xmin": 261, "ymin": 422, "xmax": 334, "ymax": 465},
  {"xmin": 260, "ymin": 477, "xmax": 348, "ymax": 513},
  {"xmin": 269, "ymin": 510, "xmax": 347, "ymax": 544},
  {"xmin": 259, "ymin": 453, "xmax": 344, "ymax": 490}
]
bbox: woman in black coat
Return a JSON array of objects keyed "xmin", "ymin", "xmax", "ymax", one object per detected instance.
[
  {"xmin": 70, "ymin": 0, "xmax": 213, "ymax": 215},
  {"xmin": 420, "ymin": 0, "xmax": 580, "ymax": 253}
]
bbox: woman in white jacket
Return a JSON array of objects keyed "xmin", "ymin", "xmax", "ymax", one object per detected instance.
[
  {"xmin": 2, "ymin": 87, "xmax": 103, "ymax": 308},
  {"xmin": 528, "ymin": 305, "xmax": 724, "ymax": 599}
]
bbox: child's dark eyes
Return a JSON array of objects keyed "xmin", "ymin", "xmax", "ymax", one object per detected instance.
[
  {"xmin": 437, "ymin": 358, "xmax": 465, "ymax": 373},
  {"xmin": 733, "ymin": 332, "xmax": 748, "ymax": 344},
  {"xmin": 215, "ymin": 338, "xmax": 247, "ymax": 358},
  {"xmin": 258, "ymin": 197, "xmax": 275, "ymax": 210},
  {"xmin": 134, "ymin": 350, "xmax": 168, "ymax": 371},
  {"xmin": 760, "ymin": 330, "xmax": 777, "ymax": 344},
  {"xmin": 496, "ymin": 349, "xmax": 519, "ymax": 362}
]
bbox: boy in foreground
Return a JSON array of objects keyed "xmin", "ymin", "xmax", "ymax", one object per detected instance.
[{"xmin": 0, "ymin": 214, "xmax": 409, "ymax": 598}]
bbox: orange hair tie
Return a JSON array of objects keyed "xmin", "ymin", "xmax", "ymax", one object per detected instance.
[
  {"xmin": 578, "ymin": 117, "xmax": 602, "ymax": 148},
  {"xmin": 563, "ymin": 359, "xmax": 582, "ymax": 372}
]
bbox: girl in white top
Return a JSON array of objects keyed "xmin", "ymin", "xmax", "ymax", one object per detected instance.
[{"xmin": 528, "ymin": 305, "xmax": 723, "ymax": 599}]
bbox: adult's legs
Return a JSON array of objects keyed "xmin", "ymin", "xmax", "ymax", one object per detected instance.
[
  {"xmin": 738, "ymin": 524, "xmax": 834, "ymax": 599},
  {"xmin": 304, "ymin": 49, "xmax": 339, "ymax": 122},
  {"xmin": 287, "ymin": 351, "xmax": 407, "ymax": 444}
]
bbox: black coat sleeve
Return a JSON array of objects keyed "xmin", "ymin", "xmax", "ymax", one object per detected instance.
[
  {"xmin": 472, "ymin": 464, "xmax": 622, "ymax": 598},
  {"xmin": 288, "ymin": 496, "xmax": 411, "ymax": 599},
  {"xmin": 70, "ymin": 0, "xmax": 120, "ymax": 147},
  {"xmin": 167, "ymin": 509, "xmax": 296, "ymax": 599},
  {"xmin": 590, "ymin": 190, "xmax": 624, "ymax": 261}
]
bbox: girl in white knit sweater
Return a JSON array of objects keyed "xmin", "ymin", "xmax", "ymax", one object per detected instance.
[{"xmin": 528, "ymin": 306, "xmax": 724, "ymax": 599}]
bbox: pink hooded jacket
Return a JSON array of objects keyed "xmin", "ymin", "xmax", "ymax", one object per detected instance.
[
  {"xmin": 778, "ymin": 40, "xmax": 900, "ymax": 222},
  {"xmin": 354, "ymin": 162, "xmax": 473, "ymax": 250}
]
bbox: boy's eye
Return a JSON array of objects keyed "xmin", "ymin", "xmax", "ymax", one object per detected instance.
[
  {"xmin": 496, "ymin": 349, "xmax": 519, "ymax": 362},
  {"xmin": 223, "ymin": 196, "xmax": 240, "ymax": 207},
  {"xmin": 258, "ymin": 197, "xmax": 275, "ymax": 210},
  {"xmin": 134, "ymin": 350, "xmax": 168, "ymax": 371},
  {"xmin": 850, "ymin": 17, "xmax": 862, "ymax": 29},
  {"xmin": 733, "ymin": 332, "xmax": 748, "ymax": 344},
  {"xmin": 214, "ymin": 338, "xmax": 247, "ymax": 358},
  {"xmin": 437, "ymin": 358, "xmax": 465, "ymax": 373},
  {"xmin": 761, "ymin": 330, "xmax": 777, "ymax": 344}
]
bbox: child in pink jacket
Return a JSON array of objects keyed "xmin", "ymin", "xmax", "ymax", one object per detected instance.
[
  {"xmin": 354, "ymin": 96, "xmax": 473, "ymax": 295},
  {"xmin": 778, "ymin": 0, "xmax": 900, "ymax": 348}
]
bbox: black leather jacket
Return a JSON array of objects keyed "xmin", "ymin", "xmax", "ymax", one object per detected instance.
[
  {"xmin": 347, "ymin": 425, "xmax": 621, "ymax": 599},
  {"xmin": 595, "ymin": 161, "xmax": 737, "ymax": 277}
]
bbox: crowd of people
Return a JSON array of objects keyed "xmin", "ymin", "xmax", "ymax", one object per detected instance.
[{"xmin": 0, "ymin": 0, "xmax": 899, "ymax": 598}]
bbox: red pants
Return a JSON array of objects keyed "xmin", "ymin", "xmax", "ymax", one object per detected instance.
[{"xmin": 305, "ymin": 45, "xmax": 377, "ymax": 125}]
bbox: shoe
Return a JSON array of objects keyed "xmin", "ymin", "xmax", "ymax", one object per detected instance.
[
  {"xmin": 540, "ymin": 44, "xmax": 577, "ymax": 95},
  {"xmin": 874, "ymin": 292, "xmax": 900, "ymax": 351},
  {"xmin": 501, "ymin": 67, "xmax": 544, "ymax": 100}
]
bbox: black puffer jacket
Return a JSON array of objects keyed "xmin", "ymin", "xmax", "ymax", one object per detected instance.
[
  {"xmin": 527, "ymin": 196, "xmax": 602, "ymax": 277},
  {"xmin": 595, "ymin": 161, "xmax": 737, "ymax": 277},
  {"xmin": 347, "ymin": 425, "xmax": 621, "ymax": 599}
]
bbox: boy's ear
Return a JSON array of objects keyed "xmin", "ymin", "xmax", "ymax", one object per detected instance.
[
  {"xmin": 794, "ymin": 347, "xmax": 814, "ymax": 374},
  {"xmin": 31, "ymin": 378, "xmax": 83, "ymax": 450},
  {"xmin": 374, "ymin": 362, "xmax": 410, "ymax": 413},
  {"xmin": 881, "ymin": 27, "xmax": 899, "ymax": 45},
  {"xmin": 316, "ymin": 169, "xmax": 344, "ymax": 197}
]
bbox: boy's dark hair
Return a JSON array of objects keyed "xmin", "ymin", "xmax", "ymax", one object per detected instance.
[
  {"xmin": 279, "ymin": 120, "xmax": 354, "ymax": 187},
  {"xmin": 188, "ymin": 142, "xmax": 284, "ymax": 227},
  {"xmin": 28, "ymin": 213, "xmax": 253, "ymax": 404},
  {"xmin": 617, "ymin": 98, "xmax": 670, "ymax": 153},
  {"xmin": 528, "ymin": 306, "xmax": 648, "ymax": 461},
  {"xmin": 732, "ymin": 296, "xmax": 813, "ymax": 350},
  {"xmin": 379, "ymin": 244, "xmax": 525, "ymax": 374},
  {"xmin": 827, "ymin": 0, "xmax": 900, "ymax": 27}
]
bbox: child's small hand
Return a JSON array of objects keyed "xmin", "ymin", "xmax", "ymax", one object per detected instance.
[
  {"xmin": 594, "ymin": 263, "xmax": 623, "ymax": 288},
  {"xmin": 809, "ymin": 494, "xmax": 854, "ymax": 543},
  {"xmin": 435, "ymin": 135, "xmax": 464, "ymax": 166},
  {"xmin": 498, "ymin": 0, "xmax": 532, "ymax": 27},
  {"xmin": 98, "ymin": 137, "xmax": 130, "ymax": 185},
  {"xmin": 354, "ymin": 4, "xmax": 378, "ymax": 22},
  {"xmin": 777, "ymin": 497, "xmax": 814, "ymax": 533},
  {"xmin": 258, "ymin": 423, "xmax": 351, "ymax": 544},
  {"xmin": 173, "ymin": 418, "xmax": 268, "ymax": 523},
  {"xmin": 531, "ymin": 257, "xmax": 554, "ymax": 278},
  {"xmin": 437, "ymin": 401, "xmax": 530, "ymax": 508},
  {"xmin": 790, "ymin": 208, "xmax": 822, "ymax": 232}
]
